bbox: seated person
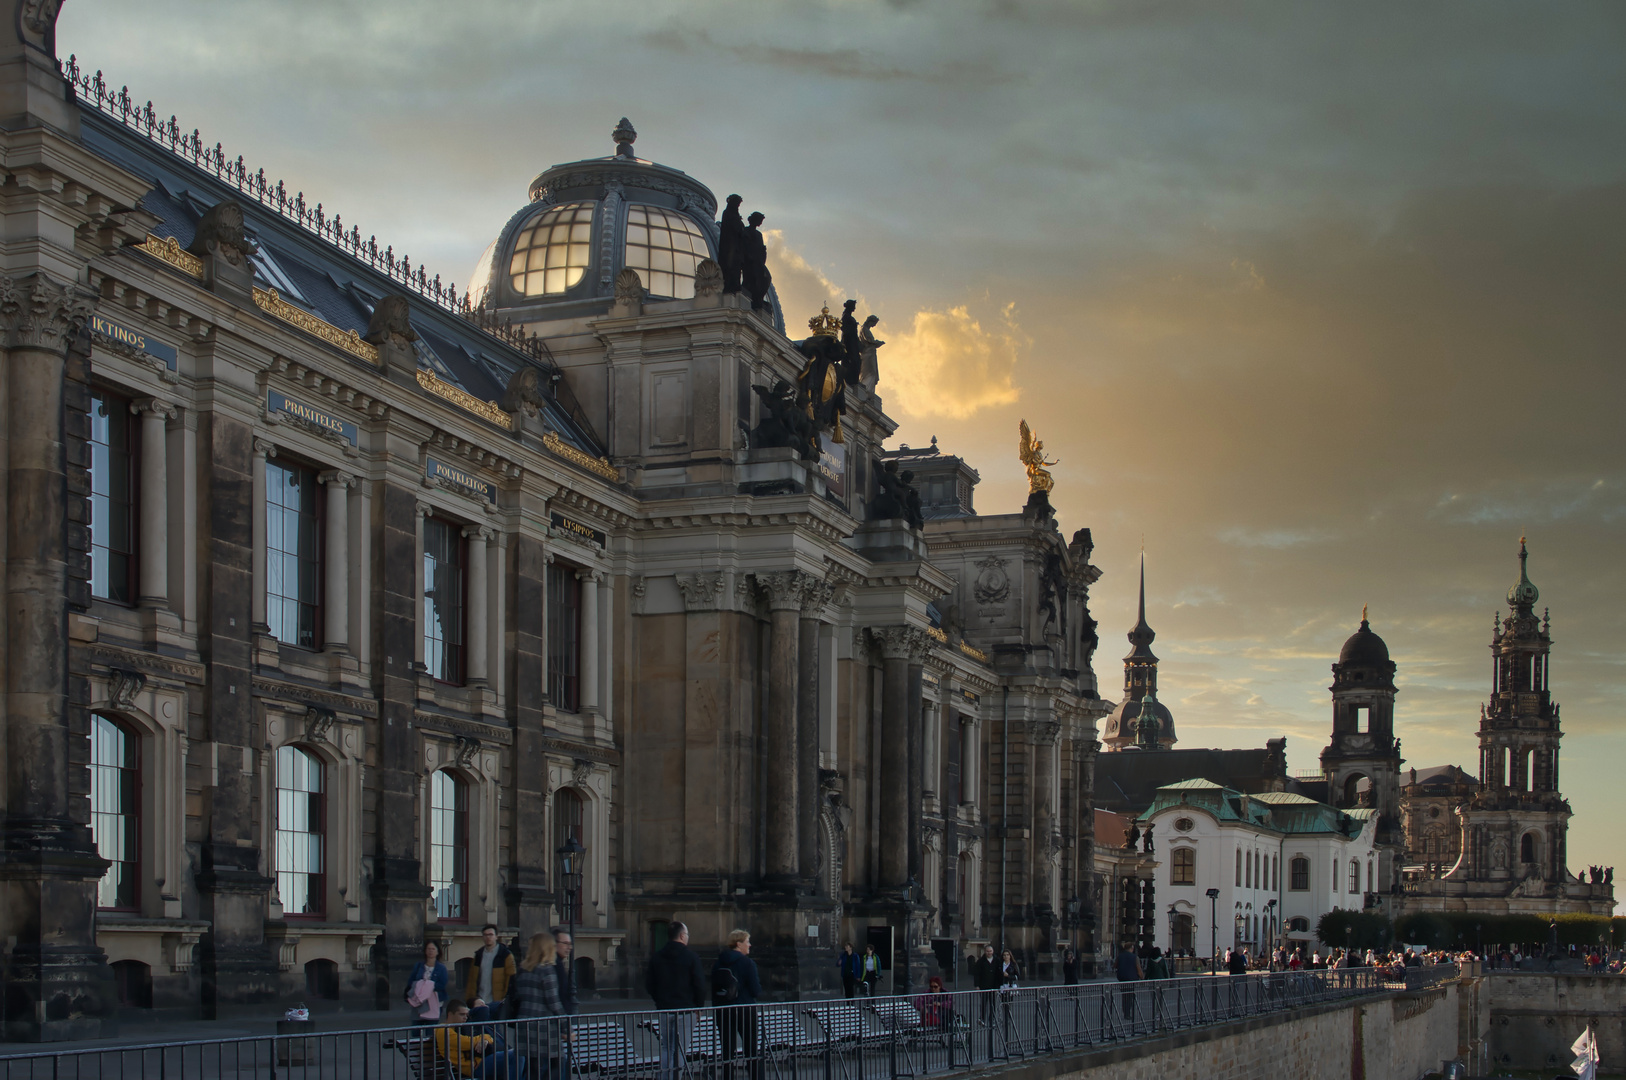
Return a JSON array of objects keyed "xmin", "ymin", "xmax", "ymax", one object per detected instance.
[
  {"xmin": 912, "ymin": 976, "xmax": 951, "ymax": 1028},
  {"xmin": 435, "ymin": 999, "xmax": 524, "ymax": 1079}
]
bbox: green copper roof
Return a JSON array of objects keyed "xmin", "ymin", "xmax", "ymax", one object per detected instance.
[{"xmin": 1140, "ymin": 777, "xmax": 1370, "ymax": 837}]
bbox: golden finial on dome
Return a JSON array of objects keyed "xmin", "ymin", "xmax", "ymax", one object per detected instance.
[{"xmin": 807, "ymin": 304, "xmax": 840, "ymax": 338}]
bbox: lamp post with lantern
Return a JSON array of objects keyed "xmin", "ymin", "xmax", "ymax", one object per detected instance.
[{"xmin": 556, "ymin": 835, "xmax": 585, "ymax": 983}]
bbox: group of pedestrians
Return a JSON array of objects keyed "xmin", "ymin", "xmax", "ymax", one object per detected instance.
[
  {"xmin": 646, "ymin": 922, "xmax": 762, "ymax": 1080},
  {"xmin": 836, "ymin": 942, "xmax": 884, "ymax": 997},
  {"xmin": 403, "ymin": 924, "xmax": 579, "ymax": 1079}
]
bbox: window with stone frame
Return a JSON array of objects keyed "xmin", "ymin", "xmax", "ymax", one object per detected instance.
[
  {"xmin": 266, "ymin": 458, "xmax": 322, "ymax": 649},
  {"xmin": 1170, "ymin": 847, "xmax": 1195, "ymax": 886},
  {"xmin": 275, "ymin": 745, "xmax": 326, "ymax": 918},
  {"xmin": 1348, "ymin": 858, "xmax": 1360, "ymax": 894},
  {"xmin": 423, "ymin": 518, "xmax": 467, "ymax": 685},
  {"xmin": 547, "ymin": 563, "xmax": 582, "ymax": 711},
  {"xmin": 430, "ymin": 769, "xmax": 469, "ymax": 922},
  {"xmin": 1290, "ymin": 856, "xmax": 1309, "ymax": 891},
  {"xmin": 88, "ymin": 389, "xmax": 137, "ymax": 605},
  {"xmin": 90, "ymin": 713, "xmax": 140, "ymax": 910}
]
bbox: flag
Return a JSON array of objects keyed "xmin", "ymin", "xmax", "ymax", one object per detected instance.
[{"xmin": 1571, "ymin": 1023, "xmax": 1599, "ymax": 1080}]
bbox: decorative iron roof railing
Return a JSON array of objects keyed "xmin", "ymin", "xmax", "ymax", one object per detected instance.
[{"xmin": 64, "ymin": 57, "xmax": 554, "ymax": 366}]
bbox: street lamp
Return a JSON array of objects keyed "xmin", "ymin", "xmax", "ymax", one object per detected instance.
[
  {"xmin": 1206, "ymin": 888, "xmax": 1220, "ymax": 973},
  {"xmin": 1265, "ymin": 900, "xmax": 1277, "ymax": 960},
  {"xmin": 556, "ymin": 835, "xmax": 585, "ymax": 973},
  {"xmin": 1167, "ymin": 904, "xmax": 1178, "ymax": 959}
]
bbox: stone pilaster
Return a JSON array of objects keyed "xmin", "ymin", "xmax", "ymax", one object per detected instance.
[
  {"xmin": 370, "ymin": 482, "xmax": 432, "ymax": 1005},
  {"xmin": 504, "ymin": 534, "xmax": 553, "ymax": 929},
  {"xmin": 869, "ymin": 624, "xmax": 930, "ymax": 892},
  {"xmin": 463, "ymin": 525, "xmax": 494, "ymax": 685},
  {"xmin": 131, "ymin": 398, "xmax": 177, "ymax": 607},
  {"xmin": 0, "ymin": 271, "xmax": 116, "ymax": 1041},
  {"xmin": 756, "ymin": 570, "xmax": 812, "ymax": 885},
  {"xmin": 797, "ymin": 581, "xmax": 833, "ymax": 882},
  {"xmin": 318, "ymin": 470, "xmax": 354, "ymax": 653}
]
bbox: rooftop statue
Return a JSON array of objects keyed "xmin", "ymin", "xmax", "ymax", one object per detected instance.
[
  {"xmin": 858, "ymin": 315, "xmax": 885, "ymax": 392},
  {"xmin": 840, "ymin": 300, "xmax": 862, "ymax": 386},
  {"xmin": 718, "ymin": 194, "xmax": 745, "ymax": 295},
  {"xmin": 744, "ymin": 210, "xmax": 772, "ymax": 313},
  {"xmin": 1018, "ymin": 419, "xmax": 1057, "ymax": 494},
  {"xmin": 871, "ymin": 459, "xmax": 923, "ymax": 527},
  {"xmin": 796, "ymin": 306, "xmax": 849, "ymax": 443},
  {"xmin": 747, "ymin": 379, "xmax": 819, "ymax": 461}
]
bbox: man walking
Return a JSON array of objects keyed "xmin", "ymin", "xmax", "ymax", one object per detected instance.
[
  {"xmin": 837, "ymin": 943, "xmax": 862, "ymax": 999},
  {"xmin": 712, "ymin": 930, "xmax": 762, "ymax": 1080},
  {"xmin": 648, "ymin": 920, "xmax": 707, "ymax": 1080},
  {"xmin": 973, "ymin": 944, "xmax": 1000, "ymax": 1030},
  {"xmin": 1115, "ymin": 942, "xmax": 1143, "ymax": 1029}
]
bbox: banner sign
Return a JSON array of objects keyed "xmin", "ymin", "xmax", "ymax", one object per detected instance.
[
  {"xmin": 91, "ymin": 314, "xmax": 177, "ymax": 370},
  {"xmin": 550, "ymin": 511, "xmax": 605, "ymax": 547},
  {"xmin": 819, "ymin": 434, "xmax": 846, "ymax": 498},
  {"xmin": 427, "ymin": 457, "xmax": 496, "ymax": 503},
  {"xmin": 267, "ymin": 389, "xmax": 358, "ymax": 445}
]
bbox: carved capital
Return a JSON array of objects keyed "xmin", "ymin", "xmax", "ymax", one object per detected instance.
[
  {"xmin": 462, "ymin": 524, "xmax": 495, "ymax": 544},
  {"xmin": 868, "ymin": 625, "xmax": 931, "ymax": 662},
  {"xmin": 575, "ymin": 568, "xmax": 604, "ymax": 585},
  {"xmin": 318, "ymin": 469, "xmax": 356, "ymax": 489},
  {"xmin": 253, "ymin": 438, "xmax": 279, "ymax": 460},
  {"xmin": 416, "ymin": 500, "xmax": 435, "ymax": 518},
  {"xmin": 0, "ymin": 272, "xmax": 96, "ymax": 353},
  {"xmin": 304, "ymin": 707, "xmax": 336, "ymax": 744},
  {"xmin": 1032, "ymin": 720, "xmax": 1061, "ymax": 748},
  {"xmin": 755, "ymin": 569, "xmax": 816, "ymax": 612},
  {"xmin": 800, "ymin": 579, "xmax": 836, "ymax": 619},
  {"xmin": 130, "ymin": 397, "xmax": 178, "ymax": 423},
  {"xmin": 676, "ymin": 572, "xmax": 727, "ymax": 612}
]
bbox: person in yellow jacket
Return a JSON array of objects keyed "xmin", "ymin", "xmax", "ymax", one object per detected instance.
[
  {"xmin": 464, "ymin": 924, "xmax": 517, "ymax": 1021},
  {"xmin": 435, "ymin": 999, "xmax": 522, "ymax": 1079}
]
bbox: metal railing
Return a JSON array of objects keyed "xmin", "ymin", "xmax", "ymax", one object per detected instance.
[{"xmin": 0, "ymin": 970, "xmax": 1386, "ymax": 1079}]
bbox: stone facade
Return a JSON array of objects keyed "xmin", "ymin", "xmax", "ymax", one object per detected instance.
[{"xmin": 0, "ymin": 15, "xmax": 1108, "ymax": 1038}]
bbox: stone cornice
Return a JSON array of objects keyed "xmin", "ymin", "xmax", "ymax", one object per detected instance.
[
  {"xmin": 81, "ymin": 642, "xmax": 206, "ymax": 684},
  {"xmin": 251, "ymin": 675, "xmax": 379, "ymax": 719}
]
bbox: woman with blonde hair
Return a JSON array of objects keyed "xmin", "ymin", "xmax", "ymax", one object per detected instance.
[{"xmin": 506, "ymin": 932, "xmax": 568, "ymax": 1079}]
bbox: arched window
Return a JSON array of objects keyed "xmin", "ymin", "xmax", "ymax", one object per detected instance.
[
  {"xmin": 1245, "ymin": 850, "xmax": 1252, "ymax": 889},
  {"xmin": 110, "ymin": 959, "xmax": 152, "ymax": 1009},
  {"xmin": 430, "ymin": 770, "xmax": 469, "ymax": 922},
  {"xmin": 509, "ymin": 202, "xmax": 594, "ymax": 297},
  {"xmin": 1348, "ymin": 858, "xmax": 1360, "ymax": 894},
  {"xmin": 1171, "ymin": 847, "xmax": 1196, "ymax": 886},
  {"xmin": 90, "ymin": 714, "xmax": 140, "ymax": 910},
  {"xmin": 1288, "ymin": 916, "xmax": 1310, "ymax": 933},
  {"xmin": 623, "ymin": 204, "xmax": 711, "ymax": 299},
  {"xmin": 554, "ymin": 788, "xmax": 585, "ymax": 923},
  {"xmin": 275, "ymin": 746, "xmax": 326, "ymax": 918},
  {"xmin": 1520, "ymin": 832, "xmax": 1536, "ymax": 864},
  {"xmin": 1290, "ymin": 856, "xmax": 1310, "ymax": 891}
]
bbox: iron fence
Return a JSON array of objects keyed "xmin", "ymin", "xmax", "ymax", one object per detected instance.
[{"xmin": 0, "ymin": 969, "xmax": 1387, "ymax": 1079}]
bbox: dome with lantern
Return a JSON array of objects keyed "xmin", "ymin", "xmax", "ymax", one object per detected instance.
[{"xmin": 466, "ymin": 118, "xmax": 783, "ymax": 331}]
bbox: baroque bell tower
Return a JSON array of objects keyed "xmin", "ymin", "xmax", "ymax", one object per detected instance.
[
  {"xmin": 1450, "ymin": 539, "xmax": 1573, "ymax": 887},
  {"xmin": 1320, "ymin": 608, "xmax": 1405, "ymax": 891}
]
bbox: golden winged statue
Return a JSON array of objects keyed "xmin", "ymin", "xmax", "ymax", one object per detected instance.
[{"xmin": 1018, "ymin": 419, "xmax": 1057, "ymax": 494}]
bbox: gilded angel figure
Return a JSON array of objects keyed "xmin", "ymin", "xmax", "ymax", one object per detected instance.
[{"xmin": 1018, "ymin": 419, "xmax": 1057, "ymax": 494}]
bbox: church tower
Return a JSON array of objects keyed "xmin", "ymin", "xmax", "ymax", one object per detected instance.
[
  {"xmin": 1320, "ymin": 609, "xmax": 1405, "ymax": 890},
  {"xmin": 1101, "ymin": 555, "xmax": 1176, "ymax": 750},
  {"xmin": 1450, "ymin": 539, "xmax": 1574, "ymax": 887}
]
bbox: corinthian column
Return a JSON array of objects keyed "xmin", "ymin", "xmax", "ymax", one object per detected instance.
[
  {"xmin": 131, "ymin": 398, "xmax": 176, "ymax": 607},
  {"xmin": 318, "ymin": 470, "xmax": 354, "ymax": 652},
  {"xmin": 758, "ymin": 570, "xmax": 810, "ymax": 884}
]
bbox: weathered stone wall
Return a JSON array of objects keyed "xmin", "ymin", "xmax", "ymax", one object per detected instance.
[
  {"xmin": 1486, "ymin": 972, "xmax": 1626, "ymax": 1074},
  {"xmin": 974, "ymin": 986, "xmax": 1462, "ymax": 1080}
]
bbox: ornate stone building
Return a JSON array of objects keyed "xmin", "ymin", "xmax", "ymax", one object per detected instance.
[
  {"xmin": 1399, "ymin": 541, "xmax": 1614, "ymax": 916},
  {"xmin": 1100, "ymin": 556, "xmax": 1175, "ymax": 751},
  {"xmin": 0, "ymin": 12, "xmax": 1107, "ymax": 1039}
]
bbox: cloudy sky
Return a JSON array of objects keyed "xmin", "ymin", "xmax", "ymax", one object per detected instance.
[{"xmin": 62, "ymin": 1, "xmax": 1626, "ymax": 899}]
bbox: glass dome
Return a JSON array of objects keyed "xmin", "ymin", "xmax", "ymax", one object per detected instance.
[
  {"xmin": 509, "ymin": 202, "xmax": 595, "ymax": 297},
  {"xmin": 623, "ymin": 204, "xmax": 709, "ymax": 299}
]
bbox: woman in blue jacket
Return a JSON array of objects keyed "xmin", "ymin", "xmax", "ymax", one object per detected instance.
[{"xmin": 405, "ymin": 940, "xmax": 450, "ymax": 1026}]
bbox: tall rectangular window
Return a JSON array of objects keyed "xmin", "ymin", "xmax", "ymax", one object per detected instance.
[
  {"xmin": 88, "ymin": 391, "xmax": 137, "ymax": 604},
  {"xmin": 266, "ymin": 461, "xmax": 321, "ymax": 648},
  {"xmin": 423, "ymin": 519, "xmax": 466, "ymax": 684},
  {"xmin": 1171, "ymin": 847, "xmax": 1196, "ymax": 886},
  {"xmin": 90, "ymin": 714, "xmax": 140, "ymax": 910},
  {"xmin": 1290, "ymin": 856, "xmax": 1310, "ymax": 891},
  {"xmin": 274, "ymin": 746, "xmax": 325, "ymax": 918},
  {"xmin": 430, "ymin": 770, "xmax": 468, "ymax": 922},
  {"xmin": 547, "ymin": 564, "xmax": 581, "ymax": 711}
]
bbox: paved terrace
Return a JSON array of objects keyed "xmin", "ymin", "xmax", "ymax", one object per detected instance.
[{"xmin": 0, "ymin": 969, "xmax": 1437, "ymax": 1079}]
